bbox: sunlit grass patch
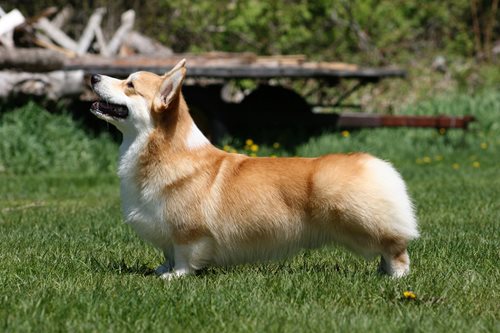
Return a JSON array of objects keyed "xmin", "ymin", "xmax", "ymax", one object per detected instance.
[{"xmin": 0, "ymin": 91, "xmax": 499, "ymax": 332}]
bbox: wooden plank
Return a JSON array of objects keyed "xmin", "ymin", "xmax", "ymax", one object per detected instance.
[{"xmin": 65, "ymin": 57, "xmax": 406, "ymax": 80}]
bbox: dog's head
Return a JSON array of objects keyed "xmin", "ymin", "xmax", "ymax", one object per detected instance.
[{"xmin": 90, "ymin": 59, "xmax": 186, "ymax": 134}]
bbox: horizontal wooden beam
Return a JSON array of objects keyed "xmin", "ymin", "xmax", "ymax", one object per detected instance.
[{"xmin": 65, "ymin": 56, "xmax": 406, "ymax": 80}]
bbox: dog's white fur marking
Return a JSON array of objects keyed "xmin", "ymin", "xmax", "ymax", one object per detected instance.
[{"xmin": 90, "ymin": 60, "xmax": 418, "ymax": 280}]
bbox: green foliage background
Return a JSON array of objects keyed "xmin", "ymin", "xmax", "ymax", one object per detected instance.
[{"xmin": 6, "ymin": 0, "xmax": 497, "ymax": 64}]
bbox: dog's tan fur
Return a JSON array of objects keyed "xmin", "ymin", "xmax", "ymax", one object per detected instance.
[{"xmin": 90, "ymin": 60, "xmax": 418, "ymax": 279}]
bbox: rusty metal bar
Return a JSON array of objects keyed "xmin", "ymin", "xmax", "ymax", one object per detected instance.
[{"xmin": 337, "ymin": 113, "xmax": 475, "ymax": 129}]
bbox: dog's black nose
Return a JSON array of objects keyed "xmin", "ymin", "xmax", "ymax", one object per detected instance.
[{"xmin": 90, "ymin": 74, "xmax": 101, "ymax": 85}]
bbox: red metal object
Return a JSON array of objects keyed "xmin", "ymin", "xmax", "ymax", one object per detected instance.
[{"xmin": 337, "ymin": 113, "xmax": 475, "ymax": 129}]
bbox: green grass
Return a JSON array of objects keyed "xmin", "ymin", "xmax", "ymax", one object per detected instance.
[{"xmin": 1, "ymin": 92, "xmax": 499, "ymax": 332}]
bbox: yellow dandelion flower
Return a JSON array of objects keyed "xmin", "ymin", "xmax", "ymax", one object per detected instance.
[
  {"xmin": 250, "ymin": 144, "xmax": 259, "ymax": 152},
  {"xmin": 480, "ymin": 142, "xmax": 488, "ymax": 150},
  {"xmin": 452, "ymin": 163, "xmax": 460, "ymax": 170},
  {"xmin": 223, "ymin": 145, "xmax": 231, "ymax": 152},
  {"xmin": 439, "ymin": 128, "xmax": 446, "ymax": 135},
  {"xmin": 435, "ymin": 155, "xmax": 443, "ymax": 161},
  {"xmin": 273, "ymin": 142, "xmax": 281, "ymax": 149},
  {"xmin": 403, "ymin": 291, "xmax": 417, "ymax": 299},
  {"xmin": 472, "ymin": 161, "xmax": 480, "ymax": 168},
  {"xmin": 341, "ymin": 130, "xmax": 350, "ymax": 138},
  {"xmin": 245, "ymin": 139, "xmax": 254, "ymax": 146},
  {"xmin": 423, "ymin": 156, "xmax": 431, "ymax": 164}
]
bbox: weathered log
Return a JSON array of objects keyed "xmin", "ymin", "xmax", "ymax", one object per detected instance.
[
  {"xmin": 0, "ymin": 47, "xmax": 66, "ymax": 71},
  {"xmin": 0, "ymin": 7, "xmax": 14, "ymax": 48},
  {"xmin": 51, "ymin": 6, "xmax": 73, "ymax": 29},
  {"xmin": 123, "ymin": 31, "xmax": 173, "ymax": 56},
  {"xmin": 0, "ymin": 8, "xmax": 24, "ymax": 48},
  {"xmin": 0, "ymin": 70, "xmax": 84, "ymax": 99},
  {"xmin": 35, "ymin": 17, "xmax": 78, "ymax": 52},
  {"xmin": 107, "ymin": 10, "xmax": 135, "ymax": 55},
  {"xmin": 0, "ymin": 8, "xmax": 25, "ymax": 36},
  {"xmin": 33, "ymin": 34, "xmax": 76, "ymax": 58},
  {"xmin": 77, "ymin": 7, "xmax": 106, "ymax": 55},
  {"xmin": 94, "ymin": 25, "xmax": 110, "ymax": 57}
]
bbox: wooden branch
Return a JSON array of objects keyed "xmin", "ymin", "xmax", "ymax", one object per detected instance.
[
  {"xmin": 33, "ymin": 36, "xmax": 76, "ymax": 58},
  {"xmin": 35, "ymin": 17, "xmax": 78, "ymax": 52},
  {"xmin": 108, "ymin": 10, "xmax": 135, "ymax": 55},
  {"xmin": 51, "ymin": 6, "xmax": 73, "ymax": 29},
  {"xmin": 124, "ymin": 31, "xmax": 173, "ymax": 56},
  {"xmin": 0, "ymin": 7, "xmax": 15, "ymax": 49},
  {"xmin": 0, "ymin": 47, "xmax": 66, "ymax": 71},
  {"xmin": 94, "ymin": 26, "xmax": 110, "ymax": 57},
  {"xmin": 77, "ymin": 7, "xmax": 106, "ymax": 55},
  {"xmin": 23, "ymin": 7, "xmax": 58, "ymax": 26},
  {"xmin": 0, "ymin": 9, "xmax": 25, "ymax": 36}
]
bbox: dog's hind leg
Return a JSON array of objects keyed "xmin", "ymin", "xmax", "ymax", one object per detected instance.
[{"xmin": 379, "ymin": 241, "xmax": 411, "ymax": 278}]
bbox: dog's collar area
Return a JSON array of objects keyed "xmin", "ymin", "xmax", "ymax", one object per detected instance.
[{"xmin": 91, "ymin": 101, "xmax": 129, "ymax": 119}]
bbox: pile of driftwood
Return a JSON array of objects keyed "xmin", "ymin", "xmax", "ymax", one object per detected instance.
[
  {"xmin": 0, "ymin": 5, "xmax": 172, "ymax": 99},
  {"xmin": 0, "ymin": 6, "xmax": 475, "ymax": 131}
]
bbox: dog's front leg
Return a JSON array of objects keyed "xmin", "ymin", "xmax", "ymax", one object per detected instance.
[
  {"xmin": 159, "ymin": 244, "xmax": 195, "ymax": 280},
  {"xmin": 159, "ymin": 237, "xmax": 214, "ymax": 281},
  {"xmin": 155, "ymin": 246, "xmax": 175, "ymax": 276}
]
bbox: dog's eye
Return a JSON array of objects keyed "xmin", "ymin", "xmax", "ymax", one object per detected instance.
[{"xmin": 127, "ymin": 81, "xmax": 134, "ymax": 89}]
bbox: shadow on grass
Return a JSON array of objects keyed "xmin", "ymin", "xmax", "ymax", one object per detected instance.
[
  {"xmin": 90, "ymin": 257, "xmax": 155, "ymax": 276},
  {"xmin": 89, "ymin": 251, "xmax": 369, "ymax": 278}
]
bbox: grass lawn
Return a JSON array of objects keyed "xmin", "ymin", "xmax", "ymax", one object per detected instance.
[{"xmin": 0, "ymin": 92, "xmax": 499, "ymax": 332}]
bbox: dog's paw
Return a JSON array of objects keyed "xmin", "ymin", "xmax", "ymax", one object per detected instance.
[
  {"xmin": 159, "ymin": 268, "xmax": 191, "ymax": 281},
  {"xmin": 159, "ymin": 272, "xmax": 175, "ymax": 281},
  {"xmin": 154, "ymin": 264, "xmax": 171, "ymax": 276}
]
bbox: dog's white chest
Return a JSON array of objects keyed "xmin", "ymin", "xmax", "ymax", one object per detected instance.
[{"xmin": 117, "ymin": 135, "xmax": 171, "ymax": 250}]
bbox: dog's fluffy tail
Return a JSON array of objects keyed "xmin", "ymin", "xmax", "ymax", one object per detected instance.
[
  {"xmin": 365, "ymin": 158, "xmax": 418, "ymax": 277},
  {"xmin": 367, "ymin": 158, "xmax": 419, "ymax": 241}
]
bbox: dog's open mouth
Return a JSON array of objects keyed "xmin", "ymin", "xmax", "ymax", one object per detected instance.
[{"xmin": 91, "ymin": 101, "xmax": 129, "ymax": 119}]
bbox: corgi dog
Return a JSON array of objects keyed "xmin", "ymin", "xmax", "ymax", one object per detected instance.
[{"xmin": 90, "ymin": 59, "xmax": 418, "ymax": 279}]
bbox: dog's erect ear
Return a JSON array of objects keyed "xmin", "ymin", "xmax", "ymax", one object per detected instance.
[{"xmin": 154, "ymin": 59, "xmax": 186, "ymax": 112}]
